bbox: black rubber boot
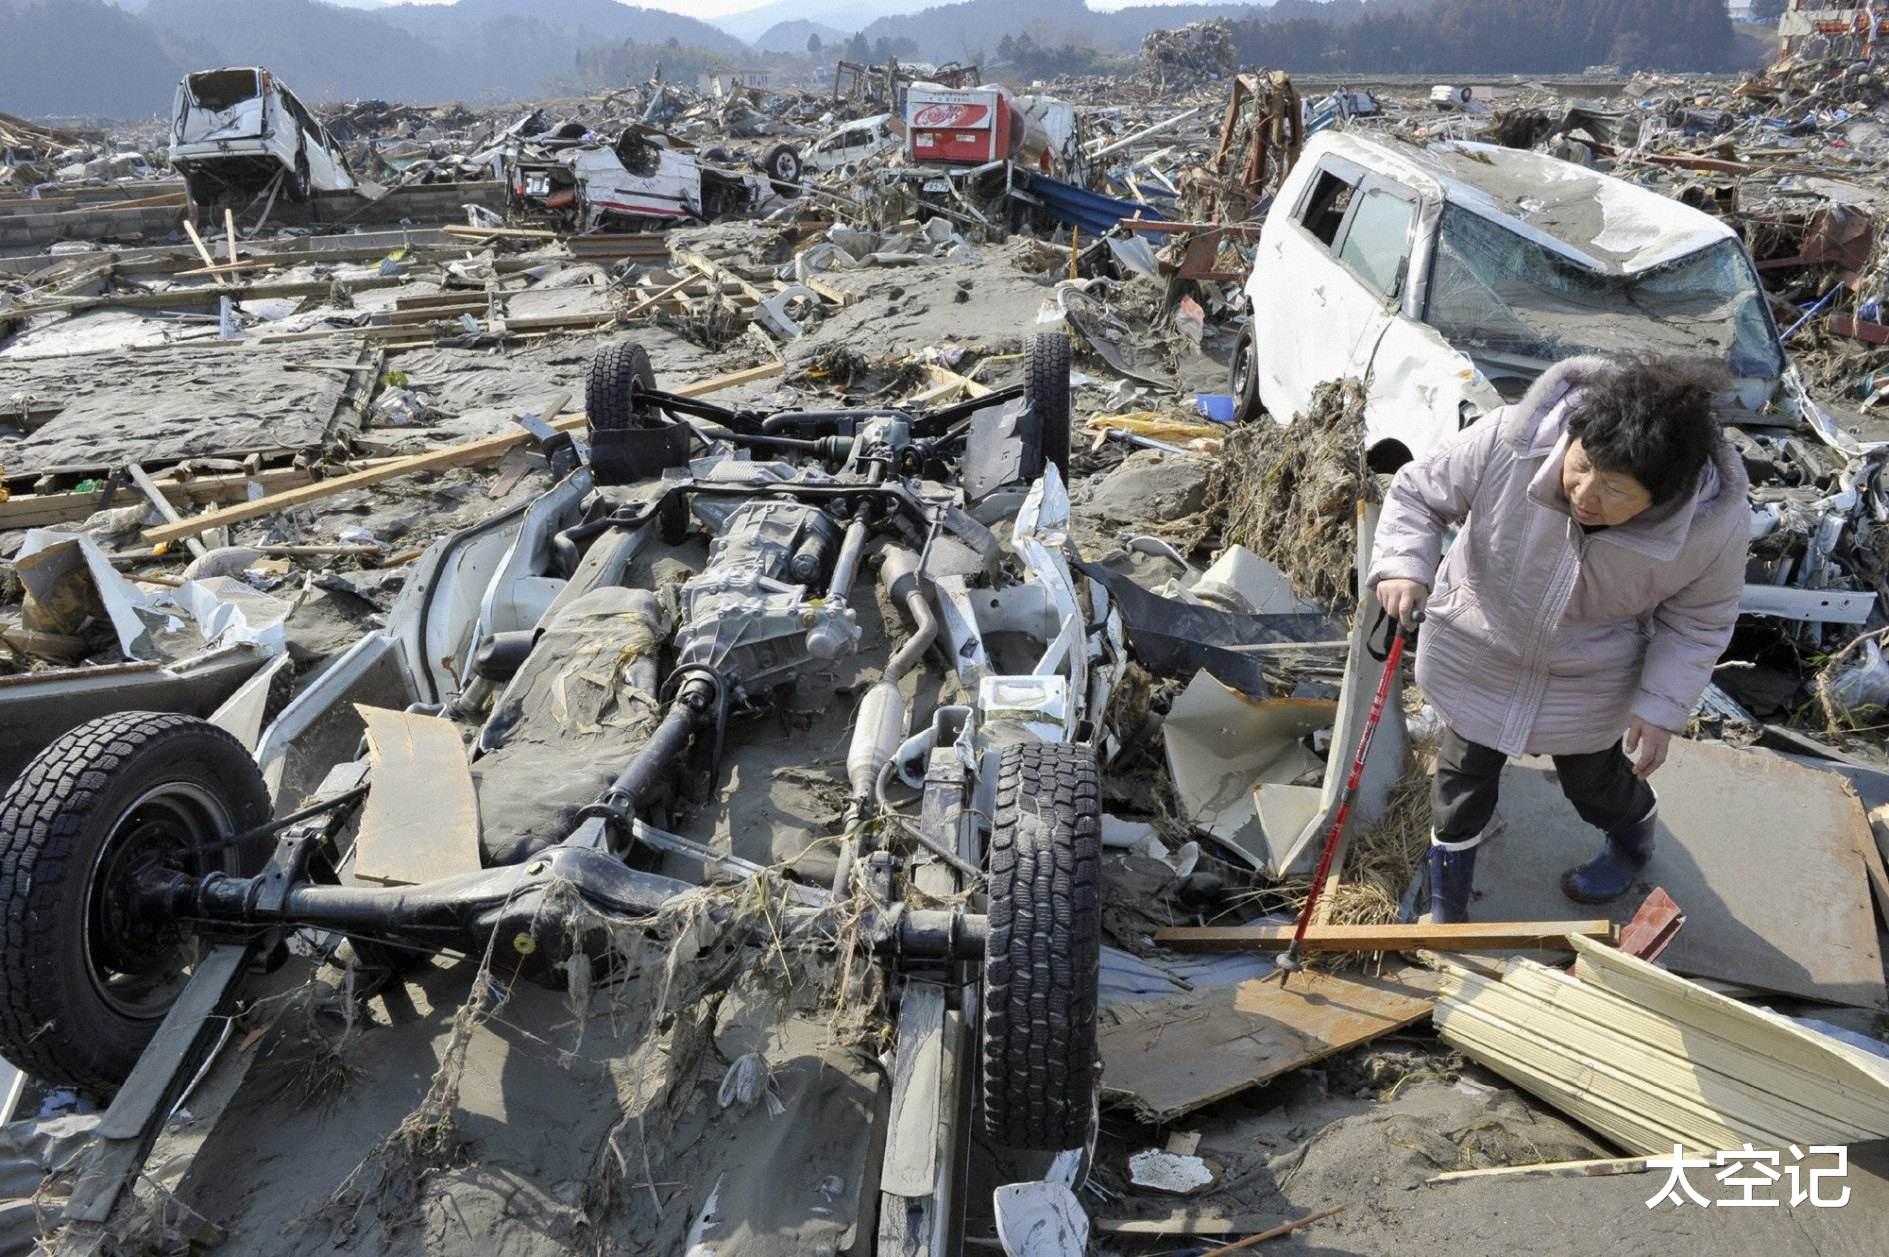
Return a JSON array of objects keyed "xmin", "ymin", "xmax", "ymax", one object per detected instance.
[
  {"xmin": 1426, "ymin": 841, "xmax": 1479, "ymax": 924},
  {"xmin": 1561, "ymin": 804, "xmax": 1656, "ymax": 904}
]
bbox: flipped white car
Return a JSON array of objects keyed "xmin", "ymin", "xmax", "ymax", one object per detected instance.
[
  {"xmin": 167, "ymin": 66, "xmax": 354, "ymax": 207},
  {"xmin": 512, "ymin": 130, "xmax": 796, "ymax": 231},
  {"xmin": 1231, "ymin": 132, "xmax": 1786, "ymax": 469}
]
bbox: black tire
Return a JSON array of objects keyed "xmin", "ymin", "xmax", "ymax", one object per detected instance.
[
  {"xmin": 980, "ymin": 741, "xmax": 1101, "ymax": 1151},
  {"xmin": 1231, "ymin": 321, "xmax": 1262, "ymax": 424},
  {"xmin": 586, "ymin": 341, "xmax": 657, "ymax": 431},
  {"xmin": 0, "ymin": 712, "xmax": 272, "ymax": 1094},
  {"xmin": 1025, "ymin": 332, "xmax": 1072, "ymax": 483},
  {"xmin": 762, "ymin": 143, "xmax": 802, "ymax": 184}
]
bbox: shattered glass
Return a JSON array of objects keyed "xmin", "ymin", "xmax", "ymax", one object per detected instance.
[
  {"xmin": 184, "ymin": 69, "xmax": 260, "ymax": 112},
  {"xmin": 1423, "ymin": 205, "xmax": 1783, "ymax": 380}
]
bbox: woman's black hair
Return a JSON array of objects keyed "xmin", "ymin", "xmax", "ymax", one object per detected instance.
[{"xmin": 1566, "ymin": 358, "xmax": 1727, "ymax": 506}]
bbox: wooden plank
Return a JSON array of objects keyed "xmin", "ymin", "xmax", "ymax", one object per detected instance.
[
  {"xmin": 1427, "ymin": 1157, "xmax": 1651, "ymax": 1186},
  {"xmin": 223, "ymin": 208, "xmax": 238, "ymax": 266},
  {"xmin": 1098, "ymin": 969, "xmax": 1435, "ymax": 1123},
  {"xmin": 181, "ymin": 218, "xmax": 228, "ymax": 289},
  {"xmin": 389, "ymin": 302, "xmax": 485, "ymax": 326},
  {"xmin": 140, "ymin": 390, "xmax": 570, "ymax": 544},
  {"xmin": 124, "ymin": 463, "xmax": 207, "ymax": 559},
  {"xmin": 623, "ymin": 273, "xmax": 697, "ymax": 318},
  {"xmin": 802, "ymin": 275, "xmax": 856, "ymax": 307},
  {"xmin": 138, "ymin": 361, "xmax": 783, "ymax": 544},
  {"xmin": 1865, "ymin": 802, "xmax": 1889, "ymax": 929},
  {"xmin": 440, "ymin": 223, "xmax": 558, "ymax": 240},
  {"xmin": 1153, "ymin": 921, "xmax": 1614, "ymax": 953},
  {"xmin": 674, "ymin": 247, "xmax": 769, "ymax": 305},
  {"xmin": 0, "ymin": 462, "xmax": 372, "ymax": 531},
  {"xmin": 903, "ymin": 363, "xmax": 993, "ymax": 407},
  {"xmin": 1094, "ymin": 1212, "xmax": 1284, "ymax": 1237},
  {"xmin": 173, "ymin": 259, "xmax": 266, "ymax": 278},
  {"xmin": 1831, "ymin": 315, "xmax": 1889, "ymax": 347},
  {"xmin": 351, "ymin": 706, "xmax": 481, "ymax": 886}
]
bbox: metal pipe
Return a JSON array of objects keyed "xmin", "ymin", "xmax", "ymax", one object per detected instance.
[
  {"xmin": 597, "ymin": 674, "xmax": 715, "ymax": 816},
  {"xmin": 879, "ymin": 546, "xmax": 937, "ymax": 682},
  {"xmin": 1085, "ymin": 105, "xmax": 1204, "ymax": 160},
  {"xmin": 823, "ymin": 462, "xmax": 884, "ymax": 604}
]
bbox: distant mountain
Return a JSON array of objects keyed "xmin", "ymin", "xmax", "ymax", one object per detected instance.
[
  {"xmin": 857, "ymin": 0, "xmax": 1280, "ymax": 59},
  {"xmin": 9, "ymin": 0, "xmax": 763, "ymax": 118},
  {"xmin": 376, "ymin": 0, "xmax": 749, "ymax": 59},
  {"xmin": 755, "ymin": 18, "xmax": 848, "ymax": 54},
  {"xmin": 142, "ymin": 0, "xmax": 467, "ymax": 101},
  {"xmin": 4, "ymin": 0, "xmax": 195, "ymax": 118},
  {"xmin": 716, "ymin": 0, "xmax": 935, "ymax": 44}
]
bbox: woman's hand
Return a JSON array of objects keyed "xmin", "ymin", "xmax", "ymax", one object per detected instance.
[
  {"xmin": 1375, "ymin": 578, "xmax": 1429, "ymax": 628},
  {"xmin": 1626, "ymin": 717, "xmax": 1672, "ymax": 778}
]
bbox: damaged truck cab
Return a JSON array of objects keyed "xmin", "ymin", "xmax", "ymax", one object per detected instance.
[{"xmin": 1234, "ymin": 132, "xmax": 1786, "ymax": 467}]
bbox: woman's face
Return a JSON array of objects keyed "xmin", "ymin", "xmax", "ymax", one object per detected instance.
[{"xmin": 1561, "ymin": 439, "xmax": 1654, "ymax": 527}]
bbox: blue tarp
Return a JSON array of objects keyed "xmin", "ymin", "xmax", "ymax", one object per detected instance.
[{"xmin": 1023, "ymin": 172, "xmax": 1168, "ymax": 237}]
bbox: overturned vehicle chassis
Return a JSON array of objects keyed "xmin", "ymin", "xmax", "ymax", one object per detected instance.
[{"xmin": 0, "ymin": 334, "xmax": 1110, "ymax": 1239}]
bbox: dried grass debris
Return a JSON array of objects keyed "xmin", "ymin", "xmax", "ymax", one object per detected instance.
[{"xmin": 1203, "ymin": 377, "xmax": 1372, "ymax": 610}]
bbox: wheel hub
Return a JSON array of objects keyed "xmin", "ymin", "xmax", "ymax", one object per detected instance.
[{"xmin": 84, "ymin": 785, "xmax": 232, "ymax": 1020}]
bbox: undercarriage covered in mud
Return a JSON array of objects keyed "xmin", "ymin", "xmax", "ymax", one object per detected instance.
[{"xmin": 0, "ymin": 333, "xmax": 1112, "ymax": 1254}]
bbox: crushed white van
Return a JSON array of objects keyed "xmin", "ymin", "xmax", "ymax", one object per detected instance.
[
  {"xmin": 167, "ymin": 67, "xmax": 354, "ymax": 207},
  {"xmin": 1231, "ymin": 132, "xmax": 1786, "ymax": 469}
]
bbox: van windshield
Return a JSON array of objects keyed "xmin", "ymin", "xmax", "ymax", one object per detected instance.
[
  {"xmin": 1424, "ymin": 204, "xmax": 1784, "ymax": 381},
  {"xmin": 186, "ymin": 70, "xmax": 261, "ymax": 112}
]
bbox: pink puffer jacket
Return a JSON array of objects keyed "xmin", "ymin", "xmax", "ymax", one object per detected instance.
[{"xmin": 1367, "ymin": 356, "xmax": 1750, "ymax": 757}]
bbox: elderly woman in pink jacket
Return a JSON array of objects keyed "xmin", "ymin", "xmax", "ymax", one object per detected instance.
[{"xmin": 1368, "ymin": 356, "xmax": 1749, "ymax": 923}]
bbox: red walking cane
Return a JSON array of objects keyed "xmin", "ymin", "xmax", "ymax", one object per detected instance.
[{"xmin": 1277, "ymin": 608, "xmax": 1422, "ymax": 982}]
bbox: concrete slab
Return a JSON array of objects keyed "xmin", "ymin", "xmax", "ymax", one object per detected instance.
[{"xmin": 1471, "ymin": 738, "xmax": 1886, "ymax": 1007}]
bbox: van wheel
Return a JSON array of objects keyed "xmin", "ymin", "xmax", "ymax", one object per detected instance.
[
  {"xmin": 287, "ymin": 153, "xmax": 311, "ymax": 203},
  {"xmin": 1231, "ymin": 323, "xmax": 1262, "ymax": 424},
  {"xmin": 586, "ymin": 341, "xmax": 657, "ymax": 430},
  {"xmin": 980, "ymin": 742, "xmax": 1101, "ymax": 1151},
  {"xmin": 0, "ymin": 713, "xmax": 272, "ymax": 1094},
  {"xmin": 1025, "ymin": 332, "xmax": 1072, "ymax": 483},
  {"xmin": 762, "ymin": 144, "xmax": 802, "ymax": 184}
]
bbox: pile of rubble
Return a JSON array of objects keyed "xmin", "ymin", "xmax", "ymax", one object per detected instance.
[
  {"xmin": 0, "ymin": 111, "xmax": 158, "ymax": 191},
  {"xmin": 1, "ymin": 25, "xmax": 1888, "ymax": 1257},
  {"xmin": 1136, "ymin": 19, "xmax": 1237, "ymax": 94}
]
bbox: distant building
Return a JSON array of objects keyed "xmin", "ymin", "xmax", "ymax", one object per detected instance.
[{"xmin": 1778, "ymin": 2, "xmax": 1889, "ymax": 54}]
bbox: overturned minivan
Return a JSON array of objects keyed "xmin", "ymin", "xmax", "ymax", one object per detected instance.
[
  {"xmin": 1231, "ymin": 132, "xmax": 1786, "ymax": 468},
  {"xmin": 167, "ymin": 67, "xmax": 355, "ymax": 208}
]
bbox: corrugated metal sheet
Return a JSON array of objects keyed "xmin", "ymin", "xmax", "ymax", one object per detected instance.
[{"xmin": 1436, "ymin": 935, "xmax": 1889, "ymax": 1156}]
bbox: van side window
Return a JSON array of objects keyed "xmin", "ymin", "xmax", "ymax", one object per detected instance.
[
  {"xmin": 1337, "ymin": 187, "xmax": 1417, "ymax": 298},
  {"xmin": 281, "ymin": 89, "xmax": 316, "ymax": 142},
  {"xmin": 1299, "ymin": 170, "xmax": 1356, "ymax": 247}
]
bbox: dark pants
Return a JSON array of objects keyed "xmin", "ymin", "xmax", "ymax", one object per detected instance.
[{"xmin": 1431, "ymin": 726, "xmax": 1654, "ymax": 844}]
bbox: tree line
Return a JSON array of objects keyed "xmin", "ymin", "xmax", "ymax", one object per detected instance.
[{"xmin": 1229, "ymin": 0, "xmax": 1739, "ymax": 74}]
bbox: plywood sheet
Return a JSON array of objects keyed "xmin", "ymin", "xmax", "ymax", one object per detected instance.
[
  {"xmin": 1469, "ymin": 739, "xmax": 1884, "ymax": 1006},
  {"xmin": 1098, "ymin": 968, "xmax": 1435, "ymax": 1123},
  {"xmin": 351, "ymin": 705, "xmax": 480, "ymax": 887}
]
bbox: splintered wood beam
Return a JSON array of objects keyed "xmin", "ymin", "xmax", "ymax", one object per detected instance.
[
  {"xmin": 1154, "ymin": 921, "xmax": 1615, "ymax": 953},
  {"xmin": 139, "ymin": 361, "xmax": 784, "ymax": 545}
]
